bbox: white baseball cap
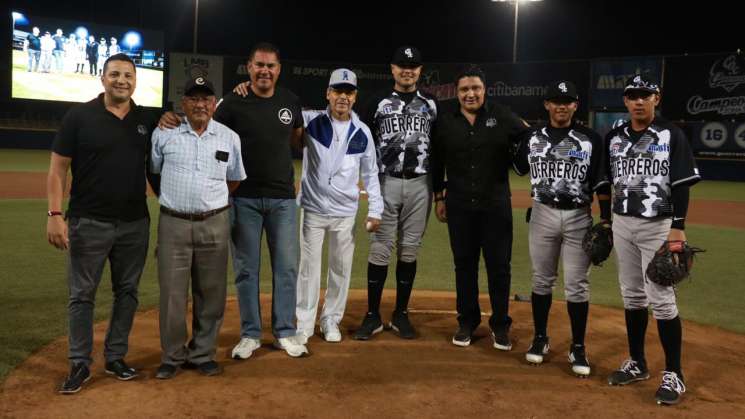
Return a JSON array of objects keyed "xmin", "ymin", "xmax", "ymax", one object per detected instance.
[{"xmin": 328, "ymin": 68, "xmax": 357, "ymax": 90}]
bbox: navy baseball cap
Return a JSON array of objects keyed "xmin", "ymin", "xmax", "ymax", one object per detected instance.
[
  {"xmin": 392, "ymin": 46, "xmax": 422, "ymax": 67},
  {"xmin": 624, "ymin": 74, "xmax": 660, "ymax": 95},
  {"xmin": 183, "ymin": 76, "xmax": 216, "ymax": 96},
  {"xmin": 544, "ymin": 80, "xmax": 579, "ymax": 101}
]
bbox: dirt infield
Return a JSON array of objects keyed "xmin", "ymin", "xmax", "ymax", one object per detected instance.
[
  {"xmin": 2, "ymin": 171, "xmax": 744, "ymax": 229},
  {"xmin": 1, "ymin": 290, "xmax": 744, "ymax": 418}
]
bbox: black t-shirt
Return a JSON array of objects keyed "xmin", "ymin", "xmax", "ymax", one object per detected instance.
[
  {"xmin": 52, "ymin": 94, "xmax": 156, "ymax": 222},
  {"xmin": 26, "ymin": 33, "xmax": 41, "ymax": 51},
  {"xmin": 52, "ymin": 35, "xmax": 65, "ymax": 51},
  {"xmin": 214, "ymin": 87, "xmax": 302, "ymax": 199},
  {"xmin": 431, "ymin": 101, "xmax": 530, "ymax": 210}
]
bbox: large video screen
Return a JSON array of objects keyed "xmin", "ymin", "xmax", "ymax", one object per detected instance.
[{"xmin": 10, "ymin": 11, "xmax": 165, "ymax": 107}]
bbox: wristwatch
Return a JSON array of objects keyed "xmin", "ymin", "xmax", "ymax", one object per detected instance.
[{"xmin": 47, "ymin": 210, "xmax": 63, "ymax": 217}]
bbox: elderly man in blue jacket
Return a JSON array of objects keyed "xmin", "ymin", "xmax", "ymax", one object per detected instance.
[{"xmin": 295, "ymin": 69, "xmax": 383, "ymax": 344}]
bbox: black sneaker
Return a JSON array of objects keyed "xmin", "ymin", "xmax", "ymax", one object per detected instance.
[
  {"xmin": 655, "ymin": 371, "xmax": 686, "ymax": 405},
  {"xmin": 353, "ymin": 312, "xmax": 384, "ymax": 340},
  {"xmin": 104, "ymin": 359, "xmax": 138, "ymax": 381},
  {"xmin": 525, "ymin": 335, "xmax": 550, "ymax": 364},
  {"xmin": 196, "ymin": 361, "xmax": 222, "ymax": 376},
  {"xmin": 608, "ymin": 359, "xmax": 650, "ymax": 385},
  {"xmin": 568, "ymin": 344, "xmax": 591, "ymax": 377},
  {"xmin": 155, "ymin": 363, "xmax": 178, "ymax": 380},
  {"xmin": 491, "ymin": 325, "xmax": 512, "ymax": 351},
  {"xmin": 390, "ymin": 310, "xmax": 416, "ymax": 339},
  {"xmin": 59, "ymin": 363, "xmax": 91, "ymax": 394},
  {"xmin": 452, "ymin": 325, "xmax": 473, "ymax": 347}
]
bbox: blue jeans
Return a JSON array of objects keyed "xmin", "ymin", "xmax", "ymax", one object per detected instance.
[
  {"xmin": 27, "ymin": 49, "xmax": 40, "ymax": 72},
  {"xmin": 230, "ymin": 198, "xmax": 298, "ymax": 339}
]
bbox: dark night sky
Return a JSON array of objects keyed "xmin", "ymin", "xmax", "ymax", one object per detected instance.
[{"xmin": 7, "ymin": 0, "xmax": 743, "ymax": 63}]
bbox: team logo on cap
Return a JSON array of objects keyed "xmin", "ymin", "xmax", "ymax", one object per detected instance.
[
  {"xmin": 342, "ymin": 71, "xmax": 349, "ymax": 80},
  {"xmin": 278, "ymin": 108, "xmax": 293, "ymax": 125},
  {"xmin": 633, "ymin": 75, "xmax": 642, "ymax": 84},
  {"xmin": 195, "ymin": 77, "xmax": 205, "ymax": 85},
  {"xmin": 405, "ymin": 48, "xmax": 413, "ymax": 58},
  {"xmin": 486, "ymin": 118, "xmax": 497, "ymax": 128},
  {"xmin": 559, "ymin": 82, "xmax": 568, "ymax": 93}
]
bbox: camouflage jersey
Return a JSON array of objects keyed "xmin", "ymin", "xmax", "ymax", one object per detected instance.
[
  {"xmin": 360, "ymin": 89, "xmax": 438, "ymax": 176},
  {"xmin": 606, "ymin": 118, "xmax": 701, "ymax": 218},
  {"xmin": 522, "ymin": 123, "xmax": 608, "ymax": 208}
]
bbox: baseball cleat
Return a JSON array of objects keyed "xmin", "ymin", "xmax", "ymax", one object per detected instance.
[
  {"xmin": 390, "ymin": 310, "xmax": 416, "ymax": 339},
  {"xmin": 525, "ymin": 335, "xmax": 550, "ymax": 365},
  {"xmin": 608, "ymin": 359, "xmax": 650, "ymax": 385},
  {"xmin": 568, "ymin": 344, "xmax": 591, "ymax": 377},
  {"xmin": 353, "ymin": 312, "xmax": 384, "ymax": 341}
]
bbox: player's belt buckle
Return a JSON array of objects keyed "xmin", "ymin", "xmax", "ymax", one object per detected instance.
[{"xmin": 160, "ymin": 205, "xmax": 230, "ymax": 221}]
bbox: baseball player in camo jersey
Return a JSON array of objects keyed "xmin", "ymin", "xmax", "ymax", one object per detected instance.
[
  {"xmin": 353, "ymin": 46, "xmax": 438, "ymax": 340},
  {"xmin": 605, "ymin": 75, "xmax": 700, "ymax": 405},
  {"xmin": 515, "ymin": 81, "xmax": 611, "ymax": 377}
]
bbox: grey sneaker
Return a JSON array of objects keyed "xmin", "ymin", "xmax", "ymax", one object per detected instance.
[
  {"xmin": 655, "ymin": 371, "xmax": 686, "ymax": 405},
  {"xmin": 608, "ymin": 359, "xmax": 650, "ymax": 385}
]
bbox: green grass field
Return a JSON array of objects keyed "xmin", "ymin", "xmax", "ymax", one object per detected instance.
[
  {"xmin": 1, "ymin": 149, "xmax": 744, "ymax": 382},
  {"xmin": 11, "ymin": 50, "xmax": 164, "ymax": 107}
]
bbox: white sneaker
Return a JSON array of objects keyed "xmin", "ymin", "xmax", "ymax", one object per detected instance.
[
  {"xmin": 296, "ymin": 330, "xmax": 313, "ymax": 345},
  {"xmin": 320, "ymin": 320, "xmax": 342, "ymax": 343},
  {"xmin": 231, "ymin": 337, "xmax": 261, "ymax": 360},
  {"xmin": 273, "ymin": 336, "xmax": 309, "ymax": 358}
]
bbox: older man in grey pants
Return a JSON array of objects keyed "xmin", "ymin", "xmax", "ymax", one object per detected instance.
[{"xmin": 151, "ymin": 77, "xmax": 246, "ymax": 379}]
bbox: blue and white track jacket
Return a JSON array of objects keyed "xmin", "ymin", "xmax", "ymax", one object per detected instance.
[{"xmin": 298, "ymin": 108, "xmax": 383, "ymax": 219}]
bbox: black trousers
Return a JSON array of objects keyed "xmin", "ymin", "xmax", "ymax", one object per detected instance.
[{"xmin": 446, "ymin": 202, "xmax": 513, "ymax": 331}]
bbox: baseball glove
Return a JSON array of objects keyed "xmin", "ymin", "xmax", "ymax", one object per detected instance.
[
  {"xmin": 582, "ymin": 221, "xmax": 613, "ymax": 266},
  {"xmin": 646, "ymin": 240, "xmax": 705, "ymax": 287}
]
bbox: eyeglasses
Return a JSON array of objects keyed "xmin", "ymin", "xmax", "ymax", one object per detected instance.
[{"xmin": 183, "ymin": 96, "xmax": 214, "ymax": 104}]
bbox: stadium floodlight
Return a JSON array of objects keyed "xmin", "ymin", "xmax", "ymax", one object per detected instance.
[
  {"xmin": 123, "ymin": 31, "xmax": 142, "ymax": 51},
  {"xmin": 193, "ymin": 0, "xmax": 201, "ymax": 53},
  {"xmin": 11, "ymin": 11, "xmax": 28, "ymax": 30},
  {"xmin": 491, "ymin": 0, "xmax": 543, "ymax": 64}
]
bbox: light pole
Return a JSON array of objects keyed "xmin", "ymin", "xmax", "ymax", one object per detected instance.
[
  {"xmin": 491, "ymin": 0, "xmax": 542, "ymax": 64},
  {"xmin": 193, "ymin": 0, "xmax": 199, "ymax": 53}
]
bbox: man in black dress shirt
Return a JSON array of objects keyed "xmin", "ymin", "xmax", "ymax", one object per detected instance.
[{"xmin": 431, "ymin": 64, "xmax": 530, "ymax": 350}]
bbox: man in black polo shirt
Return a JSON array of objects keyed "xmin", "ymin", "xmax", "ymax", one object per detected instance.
[
  {"xmin": 431, "ymin": 64, "xmax": 530, "ymax": 350},
  {"xmin": 47, "ymin": 53, "xmax": 156, "ymax": 394},
  {"xmin": 159, "ymin": 42, "xmax": 308, "ymax": 358},
  {"xmin": 24, "ymin": 26, "xmax": 41, "ymax": 72}
]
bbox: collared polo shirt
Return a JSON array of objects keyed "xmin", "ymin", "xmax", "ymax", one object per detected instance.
[
  {"xmin": 52, "ymin": 93, "xmax": 156, "ymax": 221},
  {"xmin": 151, "ymin": 119, "xmax": 246, "ymax": 213}
]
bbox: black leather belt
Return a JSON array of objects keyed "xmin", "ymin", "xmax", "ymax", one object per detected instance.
[
  {"xmin": 160, "ymin": 205, "xmax": 230, "ymax": 221},
  {"xmin": 387, "ymin": 171, "xmax": 425, "ymax": 179},
  {"xmin": 543, "ymin": 200, "xmax": 589, "ymax": 210}
]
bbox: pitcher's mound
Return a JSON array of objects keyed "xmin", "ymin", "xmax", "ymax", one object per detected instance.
[{"xmin": 2, "ymin": 290, "xmax": 744, "ymax": 418}]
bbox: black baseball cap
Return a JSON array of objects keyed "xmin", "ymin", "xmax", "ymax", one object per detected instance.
[
  {"xmin": 544, "ymin": 80, "xmax": 579, "ymax": 101},
  {"xmin": 392, "ymin": 46, "xmax": 422, "ymax": 67},
  {"xmin": 183, "ymin": 76, "xmax": 215, "ymax": 96},
  {"xmin": 624, "ymin": 74, "xmax": 660, "ymax": 95}
]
